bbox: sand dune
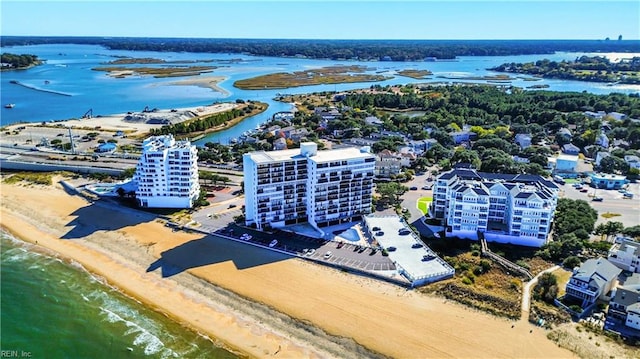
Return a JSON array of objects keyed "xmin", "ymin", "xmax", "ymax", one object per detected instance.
[{"xmin": 0, "ymin": 180, "xmax": 576, "ymax": 358}]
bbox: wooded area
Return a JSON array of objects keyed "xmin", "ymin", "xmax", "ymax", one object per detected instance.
[{"xmin": 3, "ymin": 36, "xmax": 639, "ymax": 61}]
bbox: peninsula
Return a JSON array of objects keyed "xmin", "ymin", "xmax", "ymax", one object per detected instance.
[{"xmin": 490, "ymin": 55, "xmax": 640, "ymax": 84}]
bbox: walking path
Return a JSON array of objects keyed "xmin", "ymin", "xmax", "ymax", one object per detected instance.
[{"xmin": 521, "ymin": 265, "xmax": 561, "ymax": 322}]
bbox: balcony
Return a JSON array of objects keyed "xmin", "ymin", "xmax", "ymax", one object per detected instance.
[{"xmin": 566, "ymin": 282, "xmax": 598, "ymax": 298}]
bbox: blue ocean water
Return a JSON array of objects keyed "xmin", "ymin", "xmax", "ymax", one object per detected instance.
[
  {"xmin": 2, "ymin": 44, "xmax": 639, "ymax": 144},
  {"xmin": 0, "ymin": 231, "xmax": 238, "ymax": 359}
]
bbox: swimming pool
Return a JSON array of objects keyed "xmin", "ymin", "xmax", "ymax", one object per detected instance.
[{"xmin": 339, "ymin": 228, "xmax": 361, "ymax": 242}]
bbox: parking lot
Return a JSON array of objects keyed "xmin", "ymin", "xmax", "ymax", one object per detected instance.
[
  {"xmin": 559, "ymin": 181, "xmax": 640, "ymax": 227},
  {"xmin": 212, "ymin": 225, "xmax": 396, "ymax": 272}
]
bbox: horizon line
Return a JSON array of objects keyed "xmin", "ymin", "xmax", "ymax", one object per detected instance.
[{"xmin": 2, "ymin": 35, "xmax": 640, "ymax": 42}]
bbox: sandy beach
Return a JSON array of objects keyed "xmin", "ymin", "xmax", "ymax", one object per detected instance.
[
  {"xmin": 162, "ymin": 76, "xmax": 230, "ymax": 96},
  {"xmin": 0, "ymin": 180, "xmax": 577, "ymax": 358}
]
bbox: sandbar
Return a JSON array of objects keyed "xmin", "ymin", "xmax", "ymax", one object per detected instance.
[
  {"xmin": 0, "ymin": 181, "xmax": 576, "ymax": 358},
  {"xmin": 162, "ymin": 76, "xmax": 230, "ymax": 96}
]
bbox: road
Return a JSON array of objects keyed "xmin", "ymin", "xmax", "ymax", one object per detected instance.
[{"xmin": 521, "ymin": 265, "xmax": 560, "ymax": 322}]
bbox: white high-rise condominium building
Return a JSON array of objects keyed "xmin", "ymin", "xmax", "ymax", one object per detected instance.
[
  {"xmin": 134, "ymin": 135, "xmax": 200, "ymax": 208},
  {"xmin": 430, "ymin": 169, "xmax": 560, "ymax": 247},
  {"xmin": 243, "ymin": 142, "xmax": 375, "ymax": 235}
]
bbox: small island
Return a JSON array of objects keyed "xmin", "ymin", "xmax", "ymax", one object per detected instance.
[
  {"xmin": 1, "ymin": 53, "xmax": 42, "ymax": 70},
  {"xmin": 92, "ymin": 65, "xmax": 217, "ymax": 78},
  {"xmin": 490, "ymin": 55, "xmax": 640, "ymax": 84},
  {"xmin": 233, "ymin": 65, "xmax": 391, "ymax": 89},
  {"xmin": 397, "ymin": 69, "xmax": 433, "ymax": 79}
]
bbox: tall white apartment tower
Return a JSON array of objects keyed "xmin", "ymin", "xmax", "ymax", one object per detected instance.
[
  {"xmin": 134, "ymin": 134, "xmax": 200, "ymax": 208},
  {"xmin": 243, "ymin": 142, "xmax": 375, "ymax": 235}
]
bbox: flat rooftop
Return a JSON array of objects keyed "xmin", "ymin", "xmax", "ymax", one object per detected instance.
[
  {"xmin": 246, "ymin": 146, "xmax": 373, "ymax": 164},
  {"xmin": 364, "ymin": 215, "xmax": 454, "ymax": 285}
]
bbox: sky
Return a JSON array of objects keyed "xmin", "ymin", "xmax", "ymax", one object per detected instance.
[{"xmin": 1, "ymin": 0, "xmax": 639, "ymax": 40}]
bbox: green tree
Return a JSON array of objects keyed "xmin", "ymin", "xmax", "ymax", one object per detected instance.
[
  {"xmin": 594, "ymin": 221, "xmax": 624, "ymax": 241},
  {"xmin": 622, "ymin": 225, "xmax": 640, "ymax": 239},
  {"xmin": 533, "ymin": 272, "xmax": 559, "ymax": 304},
  {"xmin": 375, "ymin": 182, "xmax": 408, "ymax": 207}
]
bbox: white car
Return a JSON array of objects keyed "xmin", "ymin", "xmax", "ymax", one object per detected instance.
[
  {"xmin": 323, "ymin": 251, "xmax": 332, "ymax": 259},
  {"xmin": 269, "ymin": 239, "xmax": 278, "ymax": 248},
  {"xmin": 306, "ymin": 249, "xmax": 316, "ymax": 256}
]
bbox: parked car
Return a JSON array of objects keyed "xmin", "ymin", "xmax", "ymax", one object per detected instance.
[
  {"xmin": 592, "ymin": 197, "xmax": 603, "ymax": 202},
  {"xmin": 228, "ymin": 204, "xmax": 237, "ymax": 208},
  {"xmin": 410, "ymin": 186, "xmax": 418, "ymax": 191},
  {"xmin": 411, "ymin": 243, "xmax": 424, "ymax": 248},
  {"xmin": 580, "ymin": 188, "xmax": 589, "ymax": 193},
  {"xmin": 399, "ymin": 229, "xmax": 411, "ymax": 235},
  {"xmin": 337, "ymin": 242, "xmax": 344, "ymax": 249},
  {"xmin": 306, "ymin": 249, "xmax": 316, "ymax": 256},
  {"xmin": 269, "ymin": 239, "xmax": 278, "ymax": 247},
  {"xmin": 323, "ymin": 251, "xmax": 332, "ymax": 259},
  {"xmin": 387, "ymin": 246, "xmax": 397, "ymax": 252}
]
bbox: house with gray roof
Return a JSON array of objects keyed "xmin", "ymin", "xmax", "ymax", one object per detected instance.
[
  {"xmin": 565, "ymin": 257, "xmax": 621, "ymax": 308},
  {"xmin": 514, "ymin": 133, "xmax": 532, "ymax": 149},
  {"xmin": 562, "ymin": 143, "xmax": 581, "ymax": 155},
  {"xmin": 608, "ymin": 238, "xmax": 640, "ymax": 273},
  {"xmin": 608, "ymin": 273, "xmax": 640, "ymax": 331}
]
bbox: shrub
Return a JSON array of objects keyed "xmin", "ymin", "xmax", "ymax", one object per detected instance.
[
  {"xmin": 471, "ymin": 249, "xmax": 480, "ymax": 257},
  {"xmin": 562, "ymin": 255, "xmax": 581, "ymax": 269},
  {"xmin": 569, "ymin": 305, "xmax": 583, "ymax": 313},
  {"xmin": 461, "ymin": 276, "xmax": 473, "ymax": 285},
  {"xmin": 480, "ymin": 259, "xmax": 492, "ymax": 272}
]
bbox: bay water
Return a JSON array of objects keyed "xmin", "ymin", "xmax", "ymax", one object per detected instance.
[{"xmin": 0, "ymin": 231, "xmax": 238, "ymax": 359}]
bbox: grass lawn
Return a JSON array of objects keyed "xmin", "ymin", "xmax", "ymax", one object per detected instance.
[
  {"xmin": 417, "ymin": 196, "xmax": 432, "ymax": 215},
  {"xmin": 553, "ymin": 268, "xmax": 573, "ymax": 297}
]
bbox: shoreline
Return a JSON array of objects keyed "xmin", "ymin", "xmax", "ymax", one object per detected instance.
[
  {"xmin": 159, "ymin": 75, "xmax": 231, "ymax": 96},
  {"xmin": 0, "ymin": 181, "xmax": 371, "ymax": 359},
  {"xmin": 0, "ymin": 180, "xmax": 577, "ymax": 358}
]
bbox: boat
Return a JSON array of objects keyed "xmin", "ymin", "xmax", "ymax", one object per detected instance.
[{"xmin": 5, "ymin": 103, "xmax": 15, "ymax": 108}]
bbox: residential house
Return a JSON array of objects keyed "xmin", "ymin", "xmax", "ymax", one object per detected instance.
[
  {"xmin": 565, "ymin": 258, "xmax": 621, "ymax": 308},
  {"xmin": 407, "ymin": 139, "xmax": 438, "ymax": 155},
  {"xmin": 557, "ymin": 128, "xmax": 573, "ymax": 142},
  {"xmin": 273, "ymin": 137, "xmax": 288, "ymax": 151},
  {"xmin": 314, "ymin": 106, "xmax": 341, "ymax": 121},
  {"xmin": 562, "ymin": 143, "xmax": 581, "ymax": 155},
  {"xmin": 596, "ymin": 133, "xmax": 610, "ymax": 148},
  {"xmin": 595, "ymin": 151, "xmax": 611, "ymax": 166},
  {"xmin": 613, "ymin": 139, "xmax": 630, "ymax": 149},
  {"xmin": 608, "ymin": 237, "xmax": 640, "ymax": 273},
  {"xmin": 607, "ymin": 274, "xmax": 640, "ymax": 331},
  {"xmin": 515, "ymin": 133, "xmax": 532, "ymax": 149},
  {"xmin": 624, "ymin": 155, "xmax": 640, "ymax": 170},
  {"xmin": 513, "ymin": 155, "xmax": 530, "ymax": 164},
  {"xmin": 375, "ymin": 150, "xmax": 402, "ymax": 178},
  {"xmin": 608, "ymin": 112, "xmax": 627, "ymax": 121},
  {"xmin": 584, "ymin": 111, "xmax": 607, "ymax": 119},
  {"xmin": 554, "ymin": 154, "xmax": 579, "ymax": 173},
  {"xmin": 398, "ymin": 151, "xmax": 417, "ymax": 167},
  {"xmin": 365, "ymin": 116, "xmax": 383, "ymax": 127},
  {"xmin": 450, "ymin": 130, "xmax": 476, "ymax": 144}
]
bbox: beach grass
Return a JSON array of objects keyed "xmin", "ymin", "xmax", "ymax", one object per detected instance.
[{"xmin": 3, "ymin": 171, "xmax": 54, "ymax": 185}]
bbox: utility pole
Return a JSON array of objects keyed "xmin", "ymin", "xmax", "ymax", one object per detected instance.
[{"xmin": 67, "ymin": 126, "xmax": 76, "ymax": 155}]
